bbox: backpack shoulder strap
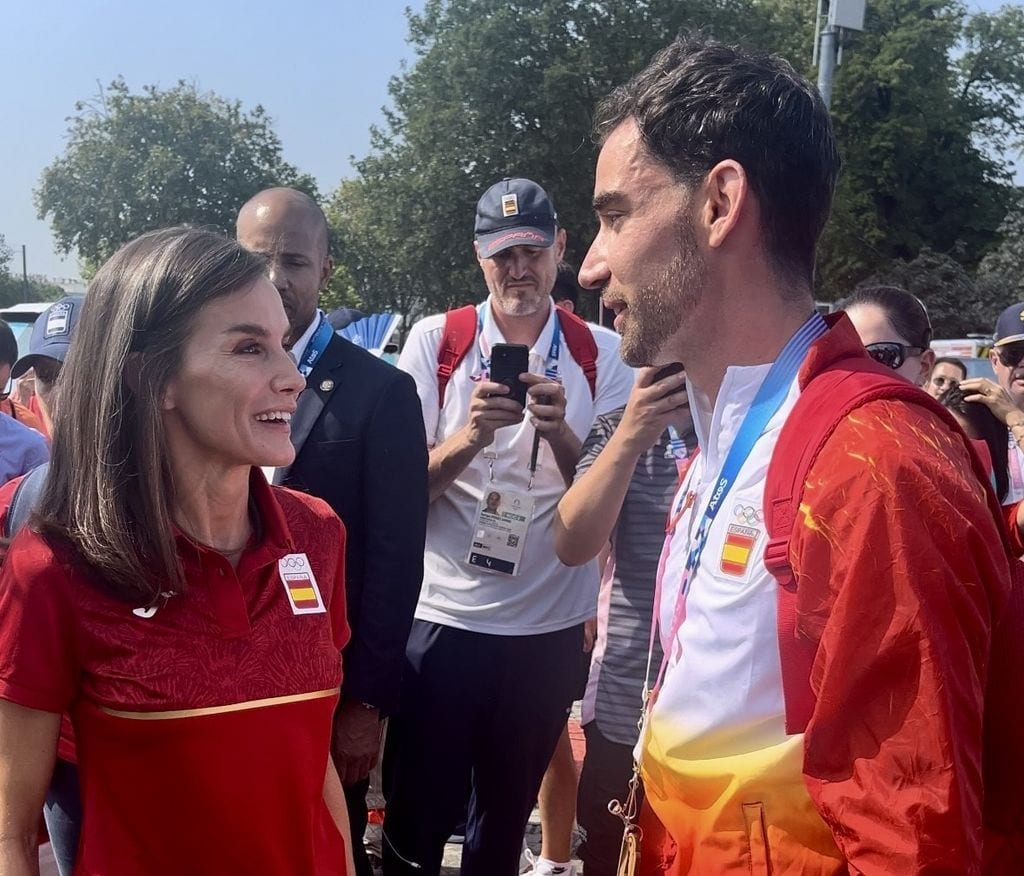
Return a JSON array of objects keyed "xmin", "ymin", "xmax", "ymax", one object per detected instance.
[
  {"xmin": 556, "ymin": 308, "xmax": 598, "ymax": 400},
  {"xmin": 436, "ymin": 305, "xmax": 478, "ymax": 408},
  {"xmin": 763, "ymin": 362, "xmax": 983, "ymax": 734},
  {"xmin": 5, "ymin": 462, "xmax": 49, "ymax": 540}
]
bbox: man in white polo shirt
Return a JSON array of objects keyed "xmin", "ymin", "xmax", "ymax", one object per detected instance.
[{"xmin": 385, "ymin": 177, "xmax": 633, "ymax": 876}]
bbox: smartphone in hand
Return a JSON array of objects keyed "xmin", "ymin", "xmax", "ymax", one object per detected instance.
[{"xmin": 489, "ymin": 343, "xmax": 530, "ymax": 407}]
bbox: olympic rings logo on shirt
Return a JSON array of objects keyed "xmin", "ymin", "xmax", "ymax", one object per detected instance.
[
  {"xmin": 733, "ymin": 504, "xmax": 762, "ymax": 525},
  {"xmin": 281, "ymin": 556, "xmax": 307, "ymax": 569}
]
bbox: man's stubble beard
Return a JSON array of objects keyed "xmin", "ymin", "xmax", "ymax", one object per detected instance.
[{"xmin": 619, "ymin": 225, "xmax": 706, "ymax": 368}]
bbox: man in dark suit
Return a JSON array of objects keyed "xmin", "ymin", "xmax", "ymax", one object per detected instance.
[{"xmin": 238, "ymin": 188, "xmax": 428, "ymax": 876}]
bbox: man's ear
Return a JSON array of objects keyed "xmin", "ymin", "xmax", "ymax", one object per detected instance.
[
  {"xmin": 319, "ymin": 254, "xmax": 335, "ymax": 291},
  {"xmin": 553, "ymin": 228, "xmax": 567, "ymax": 262},
  {"xmin": 697, "ymin": 159, "xmax": 749, "ymax": 251}
]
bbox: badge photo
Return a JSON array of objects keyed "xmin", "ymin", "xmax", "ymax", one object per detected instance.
[{"xmin": 278, "ymin": 553, "xmax": 326, "ymax": 615}]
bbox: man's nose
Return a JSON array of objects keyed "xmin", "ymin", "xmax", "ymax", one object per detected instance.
[{"xmin": 579, "ymin": 235, "xmax": 608, "ymax": 291}]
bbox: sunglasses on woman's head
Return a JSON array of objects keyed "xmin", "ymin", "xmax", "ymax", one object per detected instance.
[
  {"xmin": 996, "ymin": 342, "xmax": 1024, "ymax": 369},
  {"xmin": 865, "ymin": 342, "xmax": 924, "ymax": 370}
]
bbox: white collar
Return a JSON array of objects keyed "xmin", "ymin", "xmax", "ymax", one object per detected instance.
[
  {"xmin": 688, "ymin": 362, "xmax": 775, "ymax": 474},
  {"xmin": 477, "ymin": 297, "xmax": 556, "ymax": 361},
  {"xmin": 290, "ymin": 310, "xmax": 325, "ymax": 364}
]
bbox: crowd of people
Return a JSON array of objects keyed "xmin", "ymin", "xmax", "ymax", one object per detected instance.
[{"xmin": 1, "ymin": 31, "xmax": 1023, "ymax": 876}]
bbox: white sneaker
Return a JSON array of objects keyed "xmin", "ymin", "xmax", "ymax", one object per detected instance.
[{"xmin": 520, "ymin": 847, "xmax": 578, "ymax": 875}]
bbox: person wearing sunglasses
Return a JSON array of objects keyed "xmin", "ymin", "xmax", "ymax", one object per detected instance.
[
  {"xmin": 927, "ymin": 356, "xmax": 967, "ymax": 400},
  {"xmin": 961, "ymin": 303, "xmax": 1024, "ymax": 512},
  {"xmin": 839, "ymin": 286, "xmax": 935, "ymax": 385}
]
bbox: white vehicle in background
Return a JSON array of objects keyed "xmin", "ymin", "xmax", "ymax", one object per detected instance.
[
  {"xmin": 932, "ymin": 335, "xmax": 996, "ymax": 380},
  {"xmin": 0, "ymin": 302, "xmax": 52, "ymax": 359}
]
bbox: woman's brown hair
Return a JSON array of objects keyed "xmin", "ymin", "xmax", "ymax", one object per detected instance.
[{"xmin": 35, "ymin": 227, "xmax": 267, "ymax": 604}]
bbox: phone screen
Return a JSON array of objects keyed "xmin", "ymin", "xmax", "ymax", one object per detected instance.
[{"xmin": 489, "ymin": 343, "xmax": 530, "ymax": 407}]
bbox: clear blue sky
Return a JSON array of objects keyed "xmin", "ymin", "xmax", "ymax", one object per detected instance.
[
  {"xmin": 0, "ymin": 0, "xmax": 1019, "ymax": 284},
  {"xmin": 1, "ymin": 0, "xmax": 425, "ymax": 282}
]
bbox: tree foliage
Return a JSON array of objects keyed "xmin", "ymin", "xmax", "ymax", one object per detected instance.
[
  {"xmin": 330, "ymin": 0, "xmax": 1024, "ymax": 323},
  {"xmin": 0, "ymin": 235, "xmax": 66, "ymax": 307},
  {"xmin": 328, "ymin": 0, "xmax": 786, "ymax": 320},
  {"xmin": 977, "ymin": 198, "xmax": 1024, "ymax": 303},
  {"xmin": 818, "ymin": 0, "xmax": 1024, "ymax": 295},
  {"xmin": 36, "ymin": 79, "xmax": 317, "ymax": 266}
]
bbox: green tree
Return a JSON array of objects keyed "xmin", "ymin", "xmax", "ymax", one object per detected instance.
[
  {"xmin": 330, "ymin": 0, "xmax": 781, "ymax": 318},
  {"xmin": 0, "ymin": 235, "xmax": 11, "ymax": 276},
  {"xmin": 333, "ymin": 0, "xmax": 1024, "ymax": 319},
  {"xmin": 817, "ymin": 0, "xmax": 1024, "ymax": 295},
  {"xmin": 977, "ymin": 197, "xmax": 1024, "ymax": 302},
  {"xmin": 37, "ymin": 79, "xmax": 316, "ymax": 266},
  {"xmin": 862, "ymin": 246, "xmax": 1003, "ymax": 335}
]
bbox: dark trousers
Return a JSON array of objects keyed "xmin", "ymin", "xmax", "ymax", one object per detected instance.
[
  {"xmin": 577, "ymin": 721, "xmax": 641, "ymax": 876},
  {"xmin": 382, "ymin": 620, "xmax": 583, "ymax": 876},
  {"xmin": 344, "ymin": 777, "xmax": 373, "ymax": 876},
  {"xmin": 43, "ymin": 758, "xmax": 82, "ymax": 876}
]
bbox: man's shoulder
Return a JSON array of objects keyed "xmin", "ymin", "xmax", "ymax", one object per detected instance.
[
  {"xmin": 821, "ymin": 396, "xmax": 977, "ymax": 485},
  {"xmin": 407, "ymin": 312, "xmax": 450, "ymax": 343},
  {"xmin": 0, "ymin": 412, "xmax": 46, "ymax": 446},
  {"xmin": 327, "ymin": 334, "xmax": 413, "ymax": 388}
]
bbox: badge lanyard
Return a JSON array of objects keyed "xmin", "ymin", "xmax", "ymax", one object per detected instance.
[
  {"xmin": 296, "ymin": 313, "xmax": 334, "ymax": 378},
  {"xmin": 476, "ymin": 302, "xmax": 563, "ymax": 382},
  {"xmin": 477, "ymin": 301, "xmax": 563, "ymax": 485},
  {"xmin": 609, "ymin": 313, "xmax": 827, "ymax": 870}
]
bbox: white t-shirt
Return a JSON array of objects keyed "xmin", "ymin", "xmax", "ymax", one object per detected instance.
[
  {"xmin": 398, "ymin": 299, "xmax": 634, "ymax": 635},
  {"xmin": 644, "ymin": 363, "xmax": 800, "ymax": 762}
]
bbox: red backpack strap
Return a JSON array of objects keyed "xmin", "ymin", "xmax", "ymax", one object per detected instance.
[
  {"xmin": 436, "ymin": 305, "xmax": 478, "ymax": 408},
  {"xmin": 556, "ymin": 308, "xmax": 598, "ymax": 400},
  {"xmin": 764, "ymin": 358, "xmax": 997, "ymax": 735}
]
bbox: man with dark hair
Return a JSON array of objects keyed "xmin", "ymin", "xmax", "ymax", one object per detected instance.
[
  {"xmin": 581, "ymin": 34, "xmax": 1019, "ymax": 872},
  {"xmin": 237, "ymin": 187, "xmax": 428, "ymax": 876}
]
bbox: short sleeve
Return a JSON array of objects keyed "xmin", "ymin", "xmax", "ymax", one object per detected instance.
[
  {"xmin": 575, "ymin": 409, "xmax": 622, "ymax": 480},
  {"xmin": 592, "ymin": 331, "xmax": 635, "ymax": 418},
  {"xmin": 0, "ymin": 532, "xmax": 78, "ymax": 713},
  {"xmin": 397, "ymin": 318, "xmax": 443, "ymax": 447}
]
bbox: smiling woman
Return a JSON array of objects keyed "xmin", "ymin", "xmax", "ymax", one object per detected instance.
[{"xmin": 0, "ymin": 228, "xmax": 355, "ymax": 876}]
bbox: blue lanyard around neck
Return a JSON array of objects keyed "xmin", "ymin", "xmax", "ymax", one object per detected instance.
[
  {"xmin": 296, "ymin": 313, "xmax": 334, "ymax": 378},
  {"xmin": 477, "ymin": 301, "xmax": 563, "ymax": 381},
  {"xmin": 677, "ymin": 313, "xmax": 827, "ymax": 590}
]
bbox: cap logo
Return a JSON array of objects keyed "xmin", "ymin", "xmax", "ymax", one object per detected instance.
[
  {"xmin": 501, "ymin": 193, "xmax": 519, "ymax": 217},
  {"xmin": 45, "ymin": 302, "xmax": 72, "ymax": 338}
]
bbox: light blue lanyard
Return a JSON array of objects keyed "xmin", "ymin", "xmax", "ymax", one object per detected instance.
[
  {"xmin": 477, "ymin": 302, "xmax": 563, "ymax": 381},
  {"xmin": 296, "ymin": 314, "xmax": 334, "ymax": 378},
  {"xmin": 677, "ymin": 313, "xmax": 827, "ymax": 598}
]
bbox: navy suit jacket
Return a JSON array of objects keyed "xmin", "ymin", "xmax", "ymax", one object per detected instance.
[{"xmin": 276, "ymin": 333, "xmax": 428, "ymax": 714}]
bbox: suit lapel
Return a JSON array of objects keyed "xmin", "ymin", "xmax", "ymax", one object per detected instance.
[{"xmin": 274, "ymin": 336, "xmax": 346, "ymax": 485}]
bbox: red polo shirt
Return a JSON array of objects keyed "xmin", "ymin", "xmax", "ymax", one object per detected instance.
[{"xmin": 0, "ymin": 473, "xmax": 351, "ymax": 875}]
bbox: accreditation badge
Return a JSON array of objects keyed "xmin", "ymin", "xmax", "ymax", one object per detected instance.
[{"xmin": 466, "ymin": 489, "xmax": 535, "ymax": 576}]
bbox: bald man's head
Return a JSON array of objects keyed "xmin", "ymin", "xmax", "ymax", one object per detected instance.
[{"xmin": 236, "ymin": 187, "xmax": 333, "ymax": 341}]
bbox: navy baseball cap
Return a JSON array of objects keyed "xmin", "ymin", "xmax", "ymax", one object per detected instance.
[
  {"xmin": 993, "ymin": 302, "xmax": 1024, "ymax": 347},
  {"xmin": 11, "ymin": 295, "xmax": 85, "ymax": 378},
  {"xmin": 474, "ymin": 178, "xmax": 557, "ymax": 258}
]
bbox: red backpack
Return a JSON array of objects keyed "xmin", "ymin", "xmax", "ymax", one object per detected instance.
[
  {"xmin": 435, "ymin": 304, "xmax": 598, "ymax": 406},
  {"xmin": 764, "ymin": 314, "xmax": 1024, "ymax": 858}
]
